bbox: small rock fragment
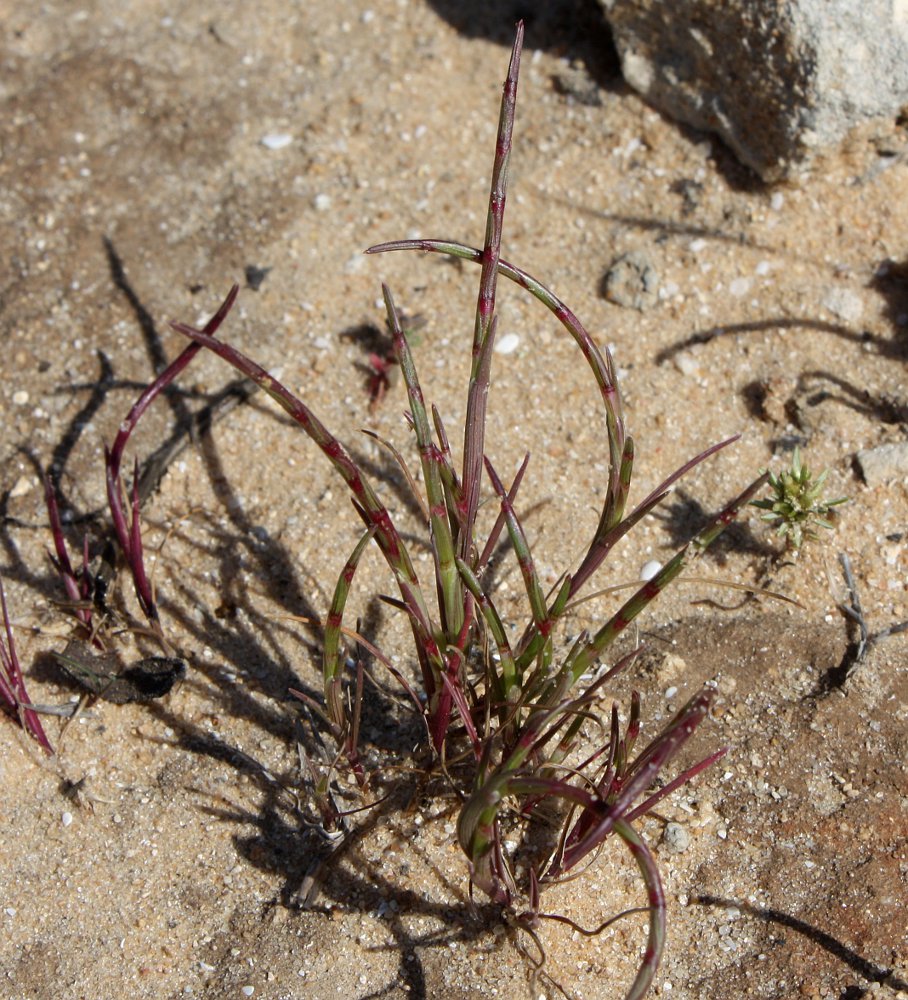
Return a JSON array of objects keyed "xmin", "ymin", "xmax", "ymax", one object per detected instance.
[
  {"xmin": 494, "ymin": 332, "xmax": 520, "ymax": 355},
  {"xmin": 821, "ymin": 286, "xmax": 863, "ymax": 323},
  {"xmin": 656, "ymin": 652, "xmax": 687, "ymax": 683},
  {"xmin": 260, "ymin": 133, "xmax": 293, "ymax": 150},
  {"xmin": 662, "ymin": 822, "xmax": 690, "ymax": 853},
  {"xmin": 639, "ymin": 559, "xmax": 662, "ymax": 580},
  {"xmin": 9, "ymin": 475, "xmax": 34, "ymax": 499},
  {"xmin": 244, "ymin": 265, "xmax": 272, "ymax": 290},
  {"xmin": 673, "ymin": 351, "xmax": 700, "ymax": 377},
  {"xmin": 602, "ymin": 250, "xmax": 659, "ymax": 310},
  {"xmin": 855, "ymin": 442, "xmax": 908, "ymax": 486}
]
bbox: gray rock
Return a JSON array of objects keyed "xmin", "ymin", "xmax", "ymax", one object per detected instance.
[
  {"xmin": 603, "ymin": 249, "xmax": 659, "ymax": 309},
  {"xmin": 855, "ymin": 442, "xmax": 908, "ymax": 487},
  {"xmin": 662, "ymin": 821, "xmax": 691, "ymax": 854},
  {"xmin": 600, "ymin": 0, "xmax": 908, "ymax": 181}
]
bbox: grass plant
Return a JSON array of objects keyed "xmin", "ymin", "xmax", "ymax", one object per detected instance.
[
  {"xmin": 167, "ymin": 23, "xmax": 766, "ymax": 998},
  {"xmin": 34, "ymin": 22, "xmax": 769, "ymax": 998}
]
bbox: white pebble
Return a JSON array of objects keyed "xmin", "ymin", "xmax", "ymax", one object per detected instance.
[
  {"xmin": 61, "ymin": 811, "xmax": 73, "ymax": 828},
  {"xmin": 688, "ymin": 237, "xmax": 707, "ymax": 253},
  {"xmin": 755, "ymin": 260, "xmax": 772, "ymax": 276},
  {"xmin": 770, "ymin": 191, "xmax": 785, "ymax": 211},
  {"xmin": 12, "ymin": 390, "xmax": 29, "ymax": 406},
  {"xmin": 729, "ymin": 276, "xmax": 751, "ymax": 297},
  {"xmin": 241, "ymin": 987, "xmax": 254, "ymax": 997},
  {"xmin": 640, "ymin": 559, "xmax": 662, "ymax": 581},
  {"xmin": 312, "ymin": 193, "xmax": 332, "ymax": 212},
  {"xmin": 260, "ymin": 133, "xmax": 293, "ymax": 150},
  {"xmin": 665, "ymin": 686, "xmax": 678, "ymax": 700},
  {"xmin": 494, "ymin": 332, "xmax": 520, "ymax": 355},
  {"xmin": 674, "ymin": 352, "xmax": 699, "ymax": 377},
  {"xmin": 9, "ymin": 475, "xmax": 33, "ymax": 499}
]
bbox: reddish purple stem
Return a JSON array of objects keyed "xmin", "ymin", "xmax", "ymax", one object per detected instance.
[
  {"xmin": 106, "ymin": 284, "xmax": 239, "ymax": 625},
  {"xmin": 0, "ymin": 576, "xmax": 53, "ymax": 753}
]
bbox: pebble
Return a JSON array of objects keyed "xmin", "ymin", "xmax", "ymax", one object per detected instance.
[
  {"xmin": 855, "ymin": 442, "xmax": 908, "ymax": 486},
  {"xmin": 244, "ymin": 264, "xmax": 271, "ymax": 290},
  {"xmin": 494, "ymin": 332, "xmax": 520, "ymax": 355},
  {"xmin": 602, "ymin": 250, "xmax": 659, "ymax": 310},
  {"xmin": 260, "ymin": 133, "xmax": 293, "ymax": 150},
  {"xmin": 673, "ymin": 352, "xmax": 700, "ymax": 377},
  {"xmin": 662, "ymin": 822, "xmax": 690, "ymax": 853},
  {"xmin": 640, "ymin": 559, "xmax": 662, "ymax": 580},
  {"xmin": 9, "ymin": 475, "xmax": 34, "ymax": 499},
  {"xmin": 821, "ymin": 286, "xmax": 863, "ymax": 323},
  {"xmin": 657, "ymin": 652, "xmax": 687, "ymax": 682},
  {"xmin": 61, "ymin": 811, "xmax": 73, "ymax": 827},
  {"xmin": 12, "ymin": 390, "xmax": 29, "ymax": 406},
  {"xmin": 312, "ymin": 193, "xmax": 332, "ymax": 212}
]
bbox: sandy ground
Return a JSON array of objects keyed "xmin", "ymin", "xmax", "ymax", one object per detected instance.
[{"xmin": 1, "ymin": 2, "xmax": 906, "ymax": 999}]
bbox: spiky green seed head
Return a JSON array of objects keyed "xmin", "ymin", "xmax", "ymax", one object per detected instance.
[{"xmin": 750, "ymin": 447, "xmax": 849, "ymax": 550}]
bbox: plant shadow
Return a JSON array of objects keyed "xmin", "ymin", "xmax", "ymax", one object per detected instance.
[
  {"xmin": 143, "ymin": 717, "xmax": 513, "ymax": 1000},
  {"xmin": 425, "ymin": 0, "xmax": 621, "ymax": 90},
  {"xmin": 694, "ymin": 894, "xmax": 908, "ymax": 997},
  {"xmin": 652, "ymin": 490, "xmax": 776, "ymax": 565},
  {"xmin": 656, "ymin": 299, "xmax": 908, "ymax": 369}
]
